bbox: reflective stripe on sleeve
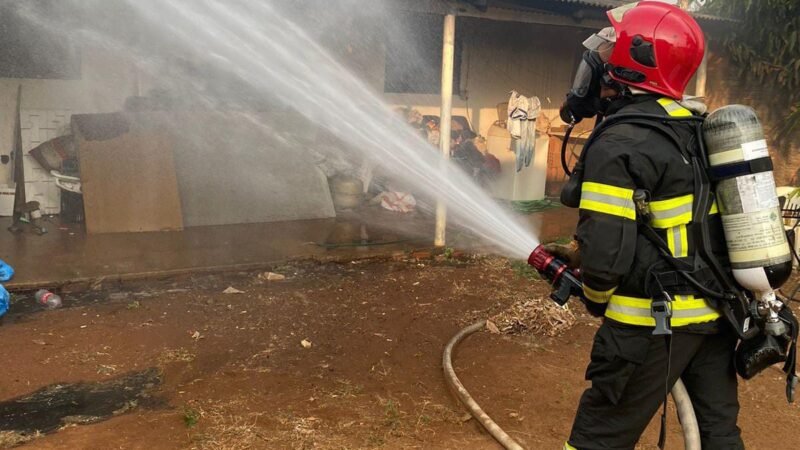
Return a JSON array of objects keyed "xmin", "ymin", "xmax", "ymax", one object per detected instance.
[
  {"xmin": 564, "ymin": 443, "xmax": 578, "ymax": 450},
  {"xmin": 583, "ymin": 285, "xmax": 616, "ymax": 304},
  {"xmin": 649, "ymin": 195, "xmax": 718, "ymax": 228},
  {"xmin": 650, "ymin": 194, "xmax": 693, "ymax": 228},
  {"xmin": 605, "ymin": 294, "xmax": 721, "ymax": 327},
  {"xmin": 580, "ymin": 182, "xmax": 636, "ymax": 220}
]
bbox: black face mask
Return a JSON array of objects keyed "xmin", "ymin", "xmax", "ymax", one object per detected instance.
[{"xmin": 560, "ymin": 50, "xmax": 609, "ymax": 124}]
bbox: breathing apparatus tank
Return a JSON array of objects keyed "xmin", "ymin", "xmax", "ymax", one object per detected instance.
[{"xmin": 703, "ymin": 105, "xmax": 793, "ymax": 335}]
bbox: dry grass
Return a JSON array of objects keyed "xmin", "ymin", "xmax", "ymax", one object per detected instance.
[
  {"xmin": 0, "ymin": 431, "xmax": 41, "ymax": 448},
  {"xmin": 157, "ymin": 348, "xmax": 195, "ymax": 364},
  {"xmin": 490, "ymin": 295, "xmax": 576, "ymax": 337},
  {"xmin": 189, "ymin": 400, "xmax": 266, "ymax": 450}
]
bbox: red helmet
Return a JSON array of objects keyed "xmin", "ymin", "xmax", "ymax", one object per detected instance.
[{"xmin": 606, "ymin": 1, "xmax": 705, "ymax": 99}]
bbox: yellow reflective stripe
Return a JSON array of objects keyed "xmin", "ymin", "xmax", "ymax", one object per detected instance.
[
  {"xmin": 649, "ymin": 195, "xmax": 718, "ymax": 228},
  {"xmin": 580, "ymin": 182, "xmax": 636, "ymax": 220},
  {"xmin": 657, "ymin": 98, "xmax": 692, "ymax": 117},
  {"xmin": 580, "ymin": 199, "xmax": 637, "ymax": 220},
  {"xmin": 679, "ymin": 225, "xmax": 688, "ymax": 257},
  {"xmin": 605, "ymin": 294, "xmax": 721, "ymax": 327},
  {"xmin": 583, "ymin": 285, "xmax": 616, "ymax": 304},
  {"xmin": 650, "ymin": 194, "xmax": 693, "ymax": 228},
  {"xmin": 564, "ymin": 443, "xmax": 578, "ymax": 450},
  {"xmin": 667, "ymin": 224, "xmax": 688, "ymax": 258},
  {"xmin": 582, "ymin": 182, "xmax": 634, "ymax": 200},
  {"xmin": 650, "ymin": 194, "xmax": 693, "ymax": 211}
]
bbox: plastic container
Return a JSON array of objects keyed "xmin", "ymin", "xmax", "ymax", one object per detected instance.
[{"xmin": 35, "ymin": 289, "xmax": 62, "ymax": 309}]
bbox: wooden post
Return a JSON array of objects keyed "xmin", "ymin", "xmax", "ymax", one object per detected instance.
[{"xmin": 435, "ymin": 12, "xmax": 456, "ymax": 248}]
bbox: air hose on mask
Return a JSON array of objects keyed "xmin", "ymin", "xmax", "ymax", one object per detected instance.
[{"xmin": 442, "ymin": 317, "xmax": 701, "ymax": 450}]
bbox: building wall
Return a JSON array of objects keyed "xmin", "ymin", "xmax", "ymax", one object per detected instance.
[
  {"xmin": 0, "ymin": 46, "xmax": 140, "ymax": 185},
  {"xmin": 381, "ymin": 17, "xmax": 586, "ymax": 142},
  {"xmin": 0, "ymin": 12, "xmax": 591, "ymax": 207},
  {"xmin": 705, "ymin": 43, "xmax": 800, "ymax": 186}
]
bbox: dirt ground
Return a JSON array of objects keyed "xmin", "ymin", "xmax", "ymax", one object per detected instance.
[{"xmin": 0, "ymin": 256, "xmax": 798, "ymax": 449}]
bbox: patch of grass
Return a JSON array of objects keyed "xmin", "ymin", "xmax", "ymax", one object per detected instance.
[
  {"xmin": 451, "ymin": 281, "xmax": 469, "ymax": 295},
  {"xmin": 550, "ymin": 236, "xmax": 574, "ymax": 245},
  {"xmin": 413, "ymin": 401, "xmax": 459, "ymax": 429},
  {"xmin": 365, "ymin": 432, "xmax": 386, "ymax": 447},
  {"xmin": 443, "ymin": 247, "xmax": 454, "ymax": 260},
  {"xmin": 510, "ymin": 260, "xmax": 540, "ymax": 281},
  {"xmin": 328, "ymin": 379, "xmax": 363, "ymax": 398},
  {"xmin": 183, "ymin": 406, "xmax": 201, "ymax": 428},
  {"xmin": 382, "ymin": 399, "xmax": 402, "ymax": 431},
  {"xmin": 158, "ymin": 348, "xmax": 195, "ymax": 365},
  {"xmin": 126, "ymin": 300, "xmax": 141, "ymax": 310}
]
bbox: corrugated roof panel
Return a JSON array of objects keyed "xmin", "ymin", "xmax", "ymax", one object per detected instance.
[
  {"xmin": 554, "ymin": 0, "xmax": 628, "ymax": 7},
  {"xmin": 498, "ymin": 0, "xmax": 735, "ymax": 23}
]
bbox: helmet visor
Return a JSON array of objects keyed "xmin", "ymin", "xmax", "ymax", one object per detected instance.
[
  {"xmin": 570, "ymin": 59, "xmax": 594, "ymax": 97},
  {"xmin": 582, "ymin": 27, "xmax": 616, "ymax": 62}
]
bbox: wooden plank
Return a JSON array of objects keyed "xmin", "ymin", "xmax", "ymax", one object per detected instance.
[{"xmin": 78, "ymin": 129, "xmax": 184, "ymax": 234}]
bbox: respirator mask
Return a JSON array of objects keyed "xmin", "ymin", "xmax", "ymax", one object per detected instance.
[{"xmin": 559, "ymin": 27, "xmax": 617, "ymax": 124}]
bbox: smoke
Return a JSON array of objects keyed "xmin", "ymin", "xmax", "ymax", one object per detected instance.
[{"xmin": 16, "ymin": 0, "xmax": 541, "ymax": 258}]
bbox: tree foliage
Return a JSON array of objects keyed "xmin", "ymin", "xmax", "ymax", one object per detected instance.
[{"xmin": 704, "ymin": 0, "xmax": 800, "ymax": 142}]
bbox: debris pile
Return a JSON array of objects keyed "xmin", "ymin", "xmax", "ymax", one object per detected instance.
[{"xmin": 489, "ymin": 296, "xmax": 576, "ymax": 337}]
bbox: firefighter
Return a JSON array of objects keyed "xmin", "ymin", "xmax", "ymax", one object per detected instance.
[{"xmin": 549, "ymin": 3, "xmax": 744, "ymax": 449}]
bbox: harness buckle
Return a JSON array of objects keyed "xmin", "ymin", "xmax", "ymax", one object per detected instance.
[
  {"xmin": 633, "ymin": 189, "xmax": 652, "ymax": 223},
  {"xmin": 652, "ymin": 291, "xmax": 673, "ymax": 336}
]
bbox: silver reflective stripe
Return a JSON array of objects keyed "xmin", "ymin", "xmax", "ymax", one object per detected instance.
[
  {"xmin": 671, "ymin": 226, "xmax": 683, "ymax": 257},
  {"xmin": 673, "ymin": 306, "xmax": 719, "ymax": 319},
  {"xmin": 662, "ymin": 102, "xmax": 681, "ymax": 114},
  {"xmin": 581, "ymin": 191, "xmax": 635, "ymax": 210},
  {"xmin": 606, "ymin": 303, "xmax": 650, "ymax": 318},
  {"xmin": 607, "ymin": 302, "xmax": 717, "ymax": 319},
  {"xmin": 651, "ymin": 202, "xmax": 693, "ymax": 221}
]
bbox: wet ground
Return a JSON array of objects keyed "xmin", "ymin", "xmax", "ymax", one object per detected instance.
[
  {"xmin": 0, "ymin": 256, "xmax": 797, "ymax": 449},
  {"xmin": 0, "ymin": 207, "xmax": 577, "ymax": 291}
]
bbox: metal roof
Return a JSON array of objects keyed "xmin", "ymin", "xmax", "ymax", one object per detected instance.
[
  {"xmin": 552, "ymin": 0, "xmax": 627, "ymax": 7},
  {"xmin": 497, "ymin": 0, "xmax": 734, "ymax": 23}
]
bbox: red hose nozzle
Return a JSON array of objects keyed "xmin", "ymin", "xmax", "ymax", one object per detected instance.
[
  {"xmin": 527, "ymin": 244, "xmax": 583, "ymax": 307},
  {"xmin": 528, "ymin": 244, "xmax": 554, "ymax": 272}
]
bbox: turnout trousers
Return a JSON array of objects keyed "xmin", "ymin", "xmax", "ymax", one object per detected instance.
[{"xmin": 567, "ymin": 321, "xmax": 744, "ymax": 450}]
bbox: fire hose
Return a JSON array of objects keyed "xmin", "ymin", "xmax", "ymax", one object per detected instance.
[{"xmin": 443, "ymin": 320, "xmax": 701, "ymax": 450}]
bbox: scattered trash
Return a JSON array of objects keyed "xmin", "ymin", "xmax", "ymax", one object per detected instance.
[
  {"xmin": 190, "ymin": 331, "xmax": 201, "ymax": 340},
  {"xmin": 35, "ymin": 290, "xmax": 62, "ymax": 309},
  {"xmin": 377, "ymin": 191, "xmax": 416, "ymax": 213},
  {"xmin": 412, "ymin": 281, "xmax": 420, "ymax": 286},
  {"xmin": 222, "ymin": 286, "xmax": 244, "ymax": 294},
  {"xmin": 259, "ymin": 272, "xmax": 286, "ymax": 281},
  {"xmin": 485, "ymin": 320, "xmax": 500, "ymax": 334},
  {"xmin": 300, "ymin": 339, "xmax": 312, "ymax": 349}
]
